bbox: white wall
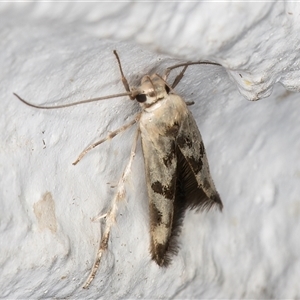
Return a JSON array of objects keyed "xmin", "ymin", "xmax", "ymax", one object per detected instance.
[{"xmin": 0, "ymin": 2, "xmax": 300, "ymax": 299}]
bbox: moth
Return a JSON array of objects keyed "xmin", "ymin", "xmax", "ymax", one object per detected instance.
[{"xmin": 14, "ymin": 50, "xmax": 223, "ymax": 288}]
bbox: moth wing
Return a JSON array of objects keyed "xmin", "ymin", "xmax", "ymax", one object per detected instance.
[
  {"xmin": 140, "ymin": 132, "xmax": 178, "ymax": 267},
  {"xmin": 140, "ymin": 97, "xmax": 222, "ymax": 267},
  {"xmin": 176, "ymin": 111, "xmax": 223, "ymax": 211}
]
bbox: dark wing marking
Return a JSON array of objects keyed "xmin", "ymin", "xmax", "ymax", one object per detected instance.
[{"xmin": 176, "ymin": 111, "xmax": 223, "ymax": 211}]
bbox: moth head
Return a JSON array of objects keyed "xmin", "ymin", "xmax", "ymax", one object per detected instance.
[{"xmin": 135, "ymin": 74, "xmax": 170, "ymax": 107}]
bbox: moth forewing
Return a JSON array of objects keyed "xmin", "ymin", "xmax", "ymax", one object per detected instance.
[
  {"xmin": 177, "ymin": 109, "xmax": 223, "ymax": 211},
  {"xmin": 139, "ymin": 85, "xmax": 222, "ymax": 266}
]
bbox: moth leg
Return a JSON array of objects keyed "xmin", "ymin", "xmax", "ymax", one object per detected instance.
[
  {"xmin": 163, "ymin": 63, "xmax": 190, "ymax": 84},
  {"xmin": 170, "ymin": 65, "xmax": 188, "ymax": 89},
  {"xmin": 113, "ymin": 50, "xmax": 135, "ymax": 100},
  {"xmin": 185, "ymin": 101, "xmax": 195, "ymax": 106},
  {"xmin": 83, "ymin": 127, "xmax": 140, "ymax": 289},
  {"xmin": 91, "ymin": 212, "xmax": 107, "ymax": 222},
  {"xmin": 73, "ymin": 113, "xmax": 141, "ymax": 165}
]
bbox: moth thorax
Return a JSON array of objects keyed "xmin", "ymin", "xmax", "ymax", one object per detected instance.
[{"xmin": 137, "ymin": 74, "xmax": 170, "ymax": 107}]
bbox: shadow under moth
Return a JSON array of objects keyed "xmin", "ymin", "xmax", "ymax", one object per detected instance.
[{"xmin": 14, "ymin": 50, "xmax": 223, "ymax": 288}]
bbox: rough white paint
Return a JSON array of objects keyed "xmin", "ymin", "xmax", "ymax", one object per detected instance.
[{"xmin": 0, "ymin": 2, "xmax": 300, "ymax": 299}]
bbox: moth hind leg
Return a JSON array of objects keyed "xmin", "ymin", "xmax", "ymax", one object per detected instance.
[{"xmin": 83, "ymin": 127, "xmax": 140, "ymax": 288}]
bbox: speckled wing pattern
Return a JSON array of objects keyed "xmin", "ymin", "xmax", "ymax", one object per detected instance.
[
  {"xmin": 176, "ymin": 109, "xmax": 223, "ymax": 211},
  {"xmin": 140, "ymin": 94, "xmax": 222, "ymax": 267}
]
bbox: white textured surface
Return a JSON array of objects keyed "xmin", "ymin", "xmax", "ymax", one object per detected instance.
[{"xmin": 1, "ymin": 2, "xmax": 300, "ymax": 299}]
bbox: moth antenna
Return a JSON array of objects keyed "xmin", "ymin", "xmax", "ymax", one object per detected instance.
[
  {"xmin": 113, "ymin": 50, "xmax": 134, "ymax": 99},
  {"xmin": 164, "ymin": 61, "xmax": 221, "ymax": 82},
  {"xmin": 13, "ymin": 92, "xmax": 132, "ymax": 109}
]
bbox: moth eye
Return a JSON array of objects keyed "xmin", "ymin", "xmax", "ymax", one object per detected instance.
[
  {"xmin": 165, "ymin": 85, "xmax": 170, "ymax": 94},
  {"xmin": 136, "ymin": 94, "xmax": 147, "ymax": 103}
]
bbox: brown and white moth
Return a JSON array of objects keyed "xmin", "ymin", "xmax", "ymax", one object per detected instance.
[{"xmin": 14, "ymin": 50, "xmax": 223, "ymax": 288}]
